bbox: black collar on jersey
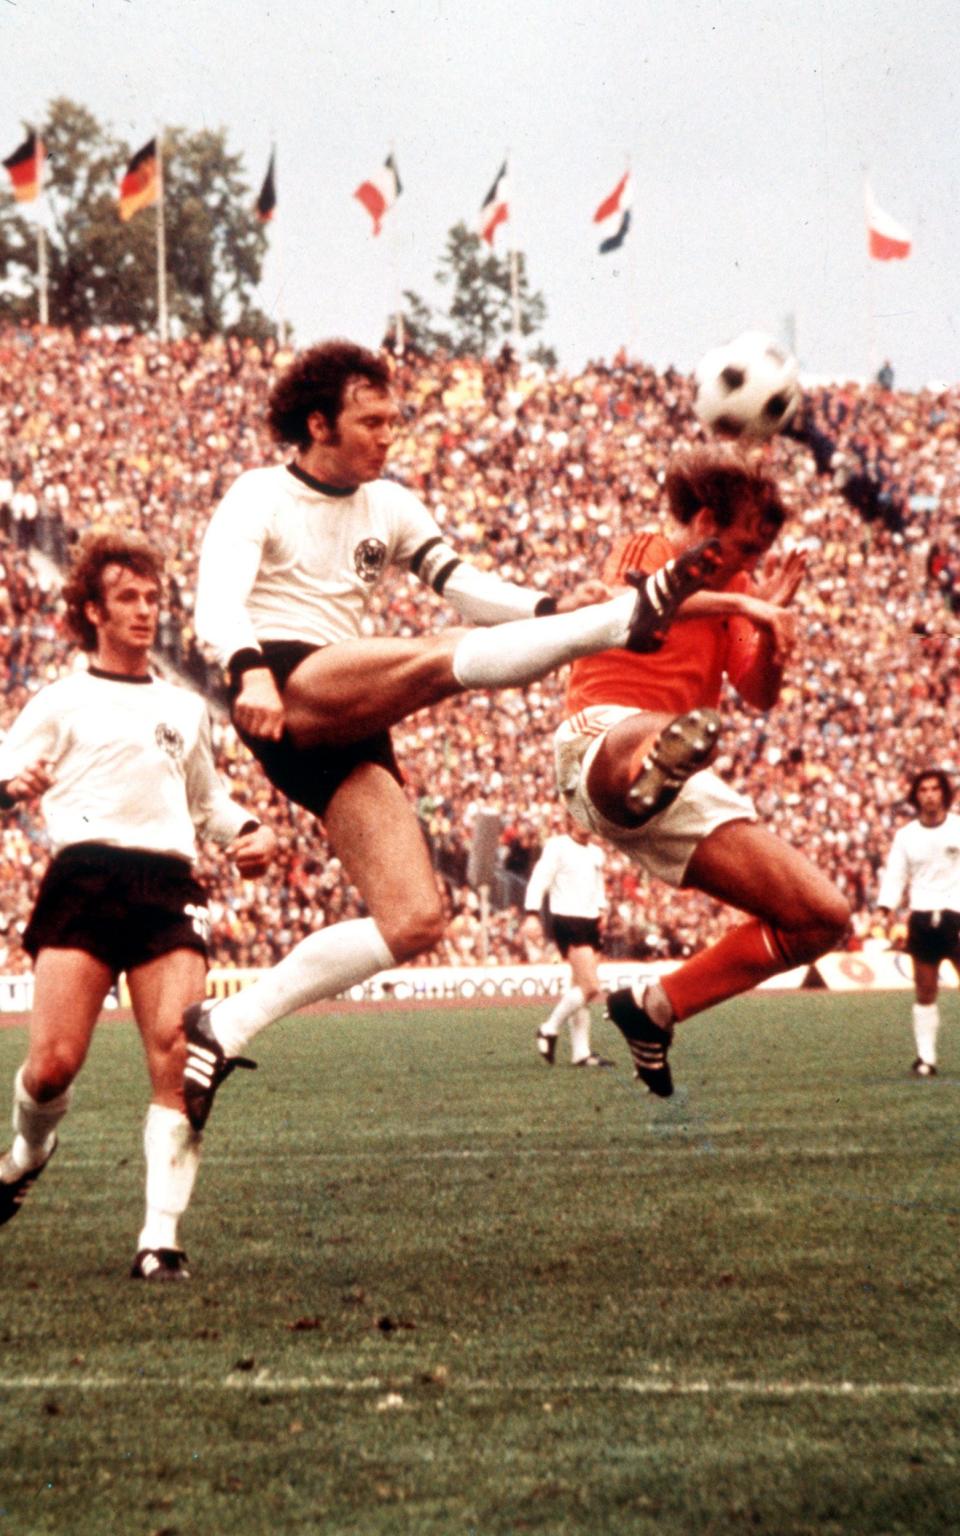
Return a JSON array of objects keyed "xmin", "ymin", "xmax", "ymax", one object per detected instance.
[
  {"xmin": 286, "ymin": 462, "xmax": 357, "ymax": 498},
  {"xmin": 88, "ymin": 665, "xmax": 153, "ymax": 685}
]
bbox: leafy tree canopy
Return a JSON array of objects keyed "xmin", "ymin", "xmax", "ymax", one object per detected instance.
[
  {"xmin": 396, "ymin": 222, "xmax": 555, "ymax": 363},
  {"xmin": 0, "ymin": 99, "xmax": 275, "ymax": 338}
]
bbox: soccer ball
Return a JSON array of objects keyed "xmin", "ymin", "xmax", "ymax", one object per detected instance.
[{"xmin": 693, "ymin": 331, "xmax": 801, "ymax": 440}]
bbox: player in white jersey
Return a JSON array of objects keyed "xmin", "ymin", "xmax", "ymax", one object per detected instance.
[
  {"xmin": 876, "ymin": 769, "xmax": 960, "ymax": 1077},
  {"xmin": 0, "ymin": 531, "xmax": 276, "ymax": 1279},
  {"xmin": 523, "ymin": 820, "xmax": 613, "ymax": 1068},
  {"xmin": 184, "ymin": 339, "xmax": 720, "ymax": 1131}
]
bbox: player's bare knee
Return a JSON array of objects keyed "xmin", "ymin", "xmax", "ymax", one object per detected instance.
[
  {"xmin": 151, "ymin": 1025, "xmax": 186, "ymax": 1078},
  {"xmin": 385, "ymin": 900, "xmax": 445, "ymax": 962},
  {"xmin": 25, "ymin": 1050, "xmax": 77, "ymax": 1101},
  {"xmin": 793, "ymin": 890, "xmax": 851, "ymax": 961}
]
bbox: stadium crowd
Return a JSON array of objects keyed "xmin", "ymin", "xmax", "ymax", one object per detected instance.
[{"xmin": 0, "ymin": 322, "xmax": 957, "ymax": 975}]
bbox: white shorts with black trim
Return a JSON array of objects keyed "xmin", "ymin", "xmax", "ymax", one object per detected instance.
[{"xmin": 553, "ymin": 705, "xmax": 757, "ymax": 888}]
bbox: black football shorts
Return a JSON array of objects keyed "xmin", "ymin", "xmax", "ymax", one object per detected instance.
[
  {"xmin": 907, "ymin": 909, "xmax": 960, "ymax": 967},
  {"xmin": 233, "ymin": 639, "xmax": 402, "ymax": 818},
  {"xmin": 550, "ymin": 915, "xmax": 602, "ymax": 957},
  {"xmin": 23, "ymin": 842, "xmax": 209, "ymax": 975}
]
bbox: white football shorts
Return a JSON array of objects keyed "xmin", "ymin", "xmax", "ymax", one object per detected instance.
[{"xmin": 553, "ymin": 705, "xmax": 757, "ymax": 888}]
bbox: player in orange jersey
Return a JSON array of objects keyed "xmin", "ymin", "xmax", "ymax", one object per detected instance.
[{"xmin": 554, "ymin": 445, "xmax": 850, "ymax": 1095}]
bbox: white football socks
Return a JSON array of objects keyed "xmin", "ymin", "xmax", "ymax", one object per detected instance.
[
  {"xmin": 10, "ymin": 1066, "xmax": 71, "ymax": 1171},
  {"xmin": 636, "ymin": 980, "xmax": 675, "ymax": 1028},
  {"xmin": 451, "ymin": 592, "xmax": 636, "ymax": 689},
  {"xmin": 569, "ymin": 1006, "xmax": 593, "ymax": 1064},
  {"xmin": 543, "ymin": 985, "xmax": 585, "ymax": 1036},
  {"xmin": 912, "ymin": 1002, "xmax": 940, "ymax": 1066},
  {"xmin": 211, "ymin": 916, "xmax": 397, "ymax": 1058},
  {"xmin": 139, "ymin": 1103, "xmax": 201, "ymax": 1253}
]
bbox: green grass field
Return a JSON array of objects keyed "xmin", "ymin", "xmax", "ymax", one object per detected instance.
[{"xmin": 1, "ymin": 990, "xmax": 959, "ymax": 1535}]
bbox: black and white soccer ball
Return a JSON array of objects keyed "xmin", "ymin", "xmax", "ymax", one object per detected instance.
[{"xmin": 693, "ymin": 331, "xmax": 801, "ymax": 441}]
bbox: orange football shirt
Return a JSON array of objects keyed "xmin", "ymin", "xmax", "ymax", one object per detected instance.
[{"xmin": 565, "ymin": 531, "xmax": 763, "ymax": 717}]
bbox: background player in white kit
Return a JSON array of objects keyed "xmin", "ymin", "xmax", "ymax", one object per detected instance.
[
  {"xmin": 523, "ymin": 819, "xmax": 614, "ymax": 1068},
  {"xmin": 0, "ymin": 531, "xmax": 275, "ymax": 1279},
  {"xmin": 184, "ymin": 338, "xmax": 719, "ymax": 1131},
  {"xmin": 876, "ymin": 768, "xmax": 960, "ymax": 1077}
]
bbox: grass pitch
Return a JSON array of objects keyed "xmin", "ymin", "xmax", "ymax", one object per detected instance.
[{"xmin": 1, "ymin": 990, "xmax": 959, "ymax": 1534}]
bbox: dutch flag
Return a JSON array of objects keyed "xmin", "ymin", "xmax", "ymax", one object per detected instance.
[{"xmin": 594, "ymin": 171, "xmax": 632, "ymax": 255}]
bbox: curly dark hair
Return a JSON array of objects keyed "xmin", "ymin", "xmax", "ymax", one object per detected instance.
[
  {"xmin": 664, "ymin": 444, "xmax": 786, "ymax": 533},
  {"xmin": 266, "ymin": 339, "xmax": 393, "ymax": 448},
  {"xmin": 907, "ymin": 768, "xmax": 953, "ymax": 812},
  {"xmin": 62, "ymin": 529, "xmax": 163, "ymax": 652}
]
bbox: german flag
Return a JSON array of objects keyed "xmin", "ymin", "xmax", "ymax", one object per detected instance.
[
  {"xmin": 3, "ymin": 131, "xmax": 44, "ymax": 203},
  {"xmin": 118, "ymin": 139, "xmax": 159, "ymax": 222},
  {"xmin": 255, "ymin": 150, "xmax": 276, "ymax": 223}
]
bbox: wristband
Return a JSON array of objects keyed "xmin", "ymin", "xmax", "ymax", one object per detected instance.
[
  {"xmin": 534, "ymin": 595, "xmax": 559, "ymax": 617},
  {"xmin": 237, "ymin": 819, "xmax": 261, "ymax": 837},
  {"xmin": 227, "ymin": 647, "xmax": 267, "ymax": 689}
]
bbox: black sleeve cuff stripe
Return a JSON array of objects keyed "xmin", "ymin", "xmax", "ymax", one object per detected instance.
[
  {"xmin": 432, "ymin": 558, "xmax": 461, "ymax": 595},
  {"xmin": 410, "ymin": 537, "xmax": 463, "ymax": 593},
  {"xmin": 409, "ymin": 535, "xmax": 444, "ymax": 577},
  {"xmin": 227, "ymin": 647, "xmax": 267, "ymax": 686}
]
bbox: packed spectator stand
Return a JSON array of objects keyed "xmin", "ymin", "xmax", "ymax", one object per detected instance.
[{"xmin": 0, "ymin": 322, "xmax": 957, "ymax": 975}]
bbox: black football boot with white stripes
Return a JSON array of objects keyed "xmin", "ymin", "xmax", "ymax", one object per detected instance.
[
  {"xmin": 605, "ymin": 990, "xmax": 675, "ymax": 1097},
  {"xmin": 0, "ymin": 1136, "xmax": 57, "ymax": 1226},
  {"xmin": 623, "ymin": 537, "xmax": 722, "ymax": 653},
  {"xmin": 183, "ymin": 1000, "xmax": 256, "ymax": 1133}
]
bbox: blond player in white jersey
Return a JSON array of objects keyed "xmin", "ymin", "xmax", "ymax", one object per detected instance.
[
  {"xmin": 877, "ymin": 768, "xmax": 960, "ymax": 1077},
  {"xmin": 183, "ymin": 338, "xmax": 720, "ymax": 1132},
  {"xmin": 0, "ymin": 531, "xmax": 275, "ymax": 1280},
  {"xmin": 523, "ymin": 820, "xmax": 613, "ymax": 1068}
]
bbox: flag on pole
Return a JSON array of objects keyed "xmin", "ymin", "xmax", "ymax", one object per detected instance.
[
  {"xmin": 594, "ymin": 171, "xmax": 632, "ymax": 254},
  {"xmin": 119, "ymin": 139, "xmax": 160, "ymax": 221},
  {"xmin": 354, "ymin": 153, "xmax": 402, "ymax": 236},
  {"xmin": 256, "ymin": 150, "xmax": 277, "ymax": 222},
  {"xmin": 865, "ymin": 180, "xmax": 911, "ymax": 261},
  {"xmin": 479, "ymin": 161, "xmax": 509, "ymax": 245},
  {"xmin": 3, "ymin": 130, "xmax": 44, "ymax": 203}
]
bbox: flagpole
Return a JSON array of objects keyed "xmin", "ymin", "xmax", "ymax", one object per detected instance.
[
  {"xmin": 506, "ymin": 151, "xmax": 521, "ymax": 353},
  {"xmin": 389, "ymin": 143, "xmax": 404, "ymax": 355},
  {"xmin": 34, "ymin": 129, "xmax": 48, "ymax": 325},
  {"xmin": 37, "ymin": 224, "xmax": 48, "ymax": 326},
  {"xmin": 622, "ymin": 157, "xmax": 640, "ymax": 363},
  {"xmin": 863, "ymin": 168, "xmax": 875, "ymax": 382},
  {"xmin": 156, "ymin": 132, "xmax": 169, "ymax": 343},
  {"xmin": 270, "ymin": 143, "xmax": 288, "ymax": 342}
]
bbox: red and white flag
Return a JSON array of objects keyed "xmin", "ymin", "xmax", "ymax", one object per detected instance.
[
  {"xmin": 865, "ymin": 180, "xmax": 911, "ymax": 261},
  {"xmin": 479, "ymin": 161, "xmax": 509, "ymax": 245},
  {"xmin": 354, "ymin": 153, "xmax": 401, "ymax": 236}
]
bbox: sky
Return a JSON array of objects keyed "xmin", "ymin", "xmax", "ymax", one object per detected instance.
[{"xmin": 3, "ymin": 0, "xmax": 958, "ymax": 390}]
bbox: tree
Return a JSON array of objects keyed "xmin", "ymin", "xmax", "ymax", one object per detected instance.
[
  {"xmin": 0, "ymin": 98, "xmax": 273, "ymax": 337},
  {"xmin": 398, "ymin": 222, "xmax": 554, "ymax": 361}
]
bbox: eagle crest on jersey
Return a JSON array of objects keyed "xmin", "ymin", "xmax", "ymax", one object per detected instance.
[
  {"xmin": 155, "ymin": 723, "xmax": 185, "ymax": 760},
  {"xmin": 354, "ymin": 538, "xmax": 387, "ymax": 584}
]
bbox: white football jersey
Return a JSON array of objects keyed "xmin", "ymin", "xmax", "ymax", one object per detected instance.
[
  {"xmin": 524, "ymin": 834, "xmax": 607, "ymax": 919},
  {"xmin": 877, "ymin": 812, "xmax": 960, "ymax": 913},
  {"xmin": 0, "ymin": 669, "xmax": 251, "ymax": 861},
  {"xmin": 195, "ymin": 464, "xmax": 543, "ymax": 667}
]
